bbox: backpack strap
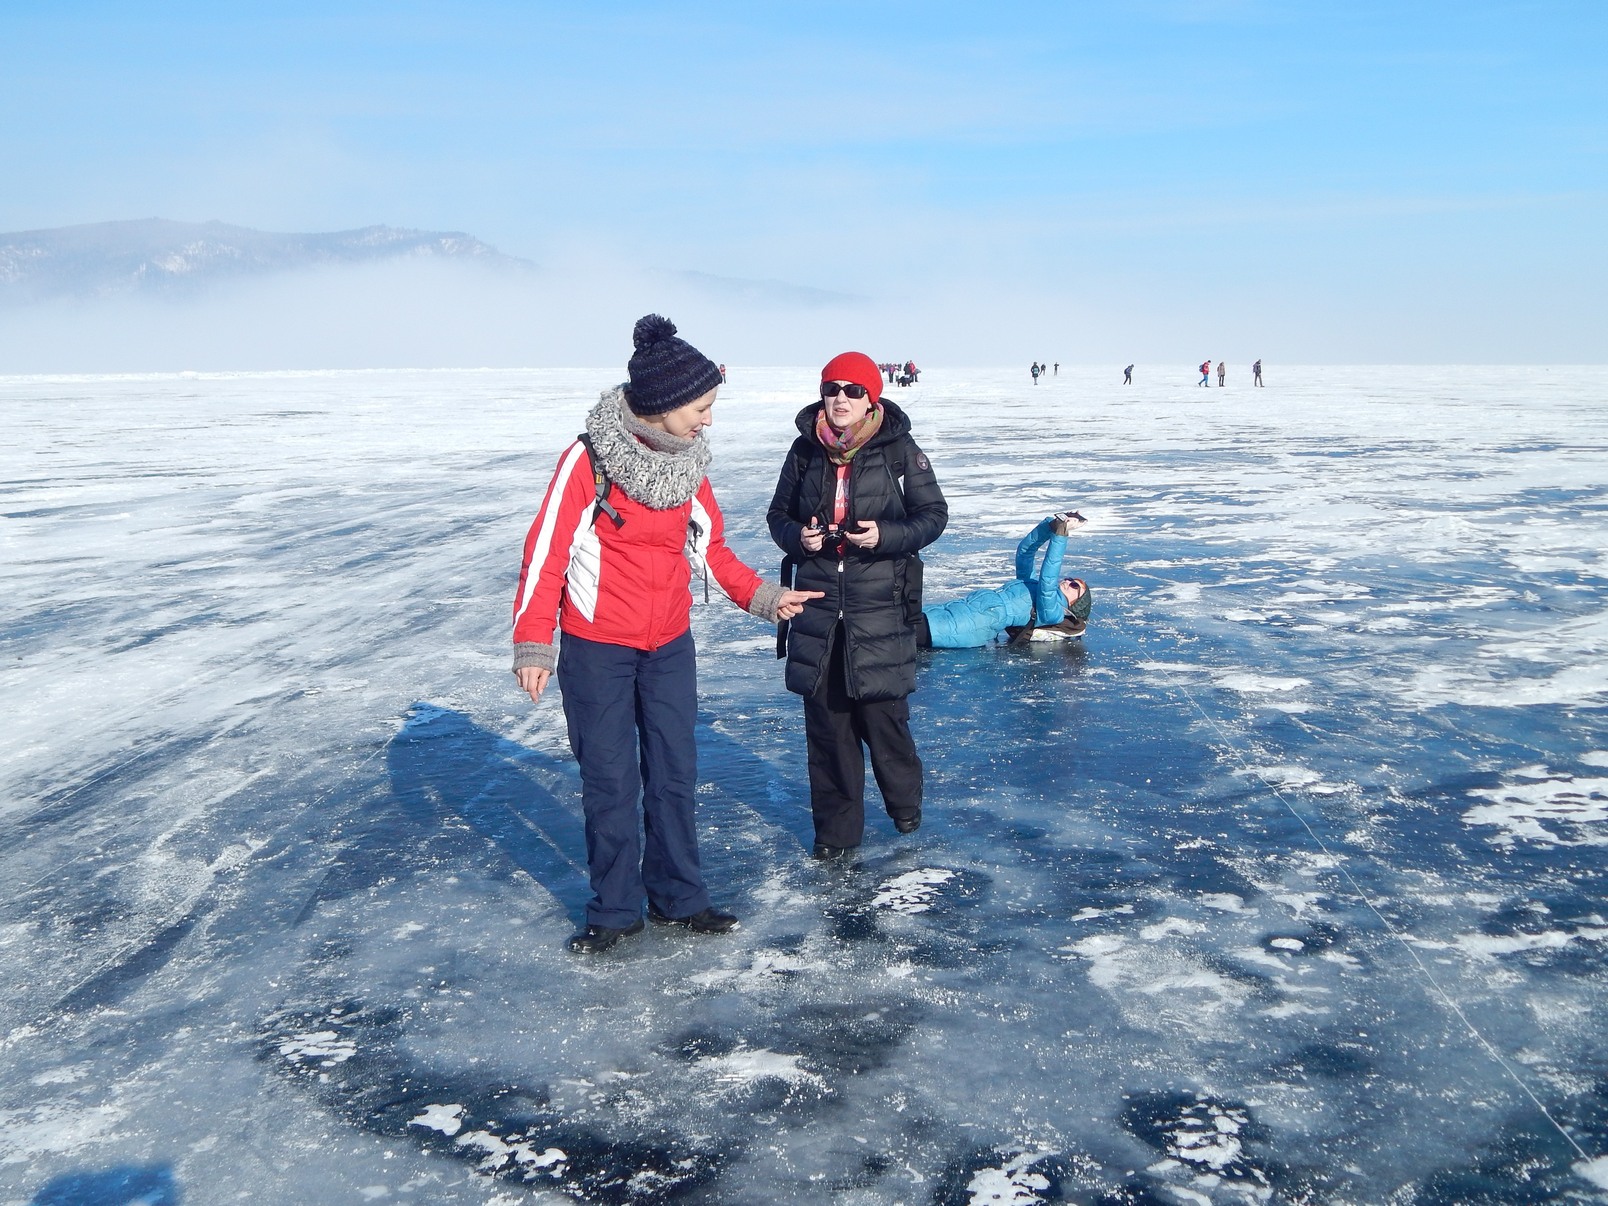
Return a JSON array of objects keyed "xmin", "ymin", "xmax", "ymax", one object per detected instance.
[
  {"xmin": 883, "ymin": 433, "xmax": 912, "ymax": 515},
  {"xmin": 1006, "ymin": 602, "xmax": 1039, "ymax": 645},
  {"xmin": 776, "ymin": 555, "xmax": 797, "ymax": 659},
  {"xmin": 577, "ymin": 433, "xmax": 624, "ymax": 529}
]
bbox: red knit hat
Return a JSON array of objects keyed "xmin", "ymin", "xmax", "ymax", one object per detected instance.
[{"xmin": 820, "ymin": 351, "xmax": 883, "ymax": 405}]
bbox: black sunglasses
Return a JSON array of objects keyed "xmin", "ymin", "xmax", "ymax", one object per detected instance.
[{"xmin": 821, "ymin": 382, "xmax": 870, "ymax": 400}]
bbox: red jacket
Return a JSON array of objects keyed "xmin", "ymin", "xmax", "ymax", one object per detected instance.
[{"xmin": 513, "ymin": 439, "xmax": 765, "ymax": 652}]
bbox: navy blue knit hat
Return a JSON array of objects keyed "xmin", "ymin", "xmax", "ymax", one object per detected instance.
[{"xmin": 625, "ymin": 314, "xmax": 723, "ymax": 416}]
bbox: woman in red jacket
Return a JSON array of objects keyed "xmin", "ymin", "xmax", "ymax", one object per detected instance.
[{"xmin": 512, "ymin": 315, "xmax": 818, "ymax": 954}]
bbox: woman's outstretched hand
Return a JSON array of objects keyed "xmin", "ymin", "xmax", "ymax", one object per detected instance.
[
  {"xmin": 776, "ymin": 589, "xmax": 825, "ymax": 621},
  {"xmin": 516, "ymin": 666, "xmax": 551, "ymax": 703},
  {"xmin": 845, "ymin": 520, "xmax": 880, "ymax": 549}
]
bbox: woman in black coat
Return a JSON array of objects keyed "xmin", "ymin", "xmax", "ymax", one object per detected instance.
[{"xmin": 767, "ymin": 351, "xmax": 948, "ymax": 859}]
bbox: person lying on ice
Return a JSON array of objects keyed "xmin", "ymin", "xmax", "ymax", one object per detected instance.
[{"xmin": 916, "ymin": 512, "xmax": 1092, "ymax": 648}]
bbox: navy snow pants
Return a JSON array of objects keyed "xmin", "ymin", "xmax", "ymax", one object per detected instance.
[{"xmin": 558, "ymin": 630, "xmax": 711, "ymax": 929}]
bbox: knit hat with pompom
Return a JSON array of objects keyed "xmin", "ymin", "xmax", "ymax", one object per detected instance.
[{"xmin": 625, "ymin": 314, "xmax": 723, "ymax": 416}]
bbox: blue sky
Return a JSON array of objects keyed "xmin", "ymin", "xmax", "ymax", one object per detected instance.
[{"xmin": 3, "ymin": 1, "xmax": 1605, "ymax": 363}]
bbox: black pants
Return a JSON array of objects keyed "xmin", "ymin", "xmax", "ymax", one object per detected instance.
[{"xmin": 803, "ymin": 631, "xmax": 922, "ymax": 848}]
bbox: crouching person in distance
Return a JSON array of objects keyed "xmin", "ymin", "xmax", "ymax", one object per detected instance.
[
  {"xmin": 512, "ymin": 315, "xmax": 820, "ymax": 955},
  {"xmin": 918, "ymin": 512, "xmax": 1093, "ymax": 648}
]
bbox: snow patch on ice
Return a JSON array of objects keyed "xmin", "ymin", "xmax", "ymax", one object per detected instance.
[
  {"xmin": 1141, "ymin": 917, "xmax": 1206, "ymax": 941},
  {"xmin": 1215, "ymin": 673, "xmax": 1309, "ymax": 695},
  {"xmin": 1170, "ymin": 1105, "xmax": 1247, "ymax": 1170},
  {"xmin": 1404, "ymin": 658, "xmax": 1608, "ymax": 709},
  {"xmin": 1360, "ymin": 615, "xmax": 1414, "ymax": 632},
  {"xmin": 1062, "ymin": 934, "xmax": 1128, "ymax": 983},
  {"xmin": 0, "ymin": 1025, "xmax": 41, "ymax": 1054},
  {"xmin": 1576, "ymin": 1156, "xmax": 1608, "ymax": 1190},
  {"xmin": 29, "ymin": 1064, "xmax": 90, "ymax": 1086},
  {"xmin": 1456, "ymin": 927, "xmax": 1608, "ymax": 959},
  {"xmin": 695, "ymin": 1046, "xmax": 826, "ymax": 1091},
  {"xmin": 1154, "ymin": 583, "xmax": 1203, "ymax": 603},
  {"xmin": 1236, "ymin": 764, "xmax": 1345, "ymax": 795},
  {"xmin": 454, "ymin": 1129, "xmax": 567, "ymax": 1175},
  {"xmin": 408, "ymin": 1103, "xmax": 465, "ymax": 1135},
  {"xmin": 1274, "ymin": 889, "xmax": 1329, "ymax": 917},
  {"xmin": 0, "ymin": 1102, "xmax": 126, "ymax": 1161},
  {"xmin": 1463, "ymin": 773, "xmax": 1608, "ymax": 848},
  {"xmin": 689, "ymin": 949, "xmax": 815, "ymax": 989},
  {"xmin": 871, "ymin": 868, "xmax": 956, "ymax": 914},
  {"xmin": 964, "ymin": 1149, "xmax": 1056, "ymax": 1203},
  {"xmin": 1071, "ymin": 904, "xmax": 1136, "ymax": 921},
  {"xmin": 1064, "ymin": 933, "xmax": 1251, "ymax": 1016},
  {"xmin": 277, "ymin": 1030, "xmax": 358, "ymax": 1067}
]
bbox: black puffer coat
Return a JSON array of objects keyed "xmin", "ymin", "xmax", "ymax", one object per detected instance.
[{"xmin": 767, "ymin": 400, "xmax": 948, "ymax": 700}]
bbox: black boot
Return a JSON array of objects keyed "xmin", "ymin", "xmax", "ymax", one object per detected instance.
[
  {"xmin": 812, "ymin": 843, "xmax": 859, "ymax": 860},
  {"xmin": 648, "ymin": 905, "xmax": 739, "ymax": 934},
  {"xmin": 893, "ymin": 811, "xmax": 922, "ymax": 835},
  {"xmin": 565, "ymin": 918, "xmax": 645, "ymax": 954}
]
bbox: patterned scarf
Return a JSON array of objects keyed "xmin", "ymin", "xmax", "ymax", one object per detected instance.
[{"xmin": 814, "ymin": 403, "xmax": 884, "ymax": 465}]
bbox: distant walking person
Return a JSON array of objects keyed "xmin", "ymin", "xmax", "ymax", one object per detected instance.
[
  {"xmin": 717, "ymin": 363, "xmax": 727, "ymax": 383},
  {"xmin": 1123, "ymin": 364, "xmax": 1133, "ymax": 384},
  {"xmin": 1031, "ymin": 362, "xmax": 1041, "ymax": 385},
  {"xmin": 1053, "ymin": 362, "xmax": 1059, "ymax": 376},
  {"xmin": 1199, "ymin": 361, "xmax": 1211, "ymax": 387},
  {"xmin": 1252, "ymin": 359, "xmax": 1263, "ymax": 386},
  {"xmin": 1217, "ymin": 361, "xmax": 1226, "ymax": 387}
]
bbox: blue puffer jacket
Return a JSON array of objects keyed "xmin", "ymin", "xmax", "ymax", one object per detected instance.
[{"xmin": 923, "ymin": 518, "xmax": 1068, "ymax": 648}]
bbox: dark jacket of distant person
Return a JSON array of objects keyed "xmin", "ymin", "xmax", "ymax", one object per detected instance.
[{"xmin": 768, "ymin": 399, "xmax": 947, "ymax": 701}]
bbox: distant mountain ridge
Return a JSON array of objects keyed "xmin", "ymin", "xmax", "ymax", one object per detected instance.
[{"xmin": 0, "ymin": 218, "xmax": 531, "ymax": 303}]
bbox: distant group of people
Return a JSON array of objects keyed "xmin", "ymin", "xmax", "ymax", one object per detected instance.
[
  {"xmin": 1198, "ymin": 359, "xmax": 1264, "ymax": 386},
  {"xmin": 1020, "ymin": 361, "xmax": 1265, "ymax": 386},
  {"xmin": 512, "ymin": 317, "xmax": 1094, "ymax": 955},
  {"xmin": 879, "ymin": 360, "xmax": 920, "ymax": 387}
]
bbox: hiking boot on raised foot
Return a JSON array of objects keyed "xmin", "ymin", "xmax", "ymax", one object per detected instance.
[
  {"xmin": 812, "ymin": 843, "xmax": 859, "ymax": 861},
  {"xmin": 893, "ymin": 811, "xmax": 922, "ymax": 835},
  {"xmin": 566, "ymin": 918, "xmax": 645, "ymax": 954},
  {"xmin": 648, "ymin": 904, "xmax": 739, "ymax": 934}
]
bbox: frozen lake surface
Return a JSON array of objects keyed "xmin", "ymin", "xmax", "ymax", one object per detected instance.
[{"xmin": 3, "ymin": 364, "xmax": 1607, "ymax": 1205}]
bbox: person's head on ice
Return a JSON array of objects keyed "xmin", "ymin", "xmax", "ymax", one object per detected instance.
[
  {"xmin": 1004, "ymin": 574, "xmax": 1092, "ymax": 644},
  {"xmin": 816, "ymin": 351, "xmax": 884, "ymax": 450},
  {"xmin": 1058, "ymin": 577, "xmax": 1091, "ymax": 625},
  {"xmin": 624, "ymin": 313, "xmax": 724, "ymax": 438}
]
